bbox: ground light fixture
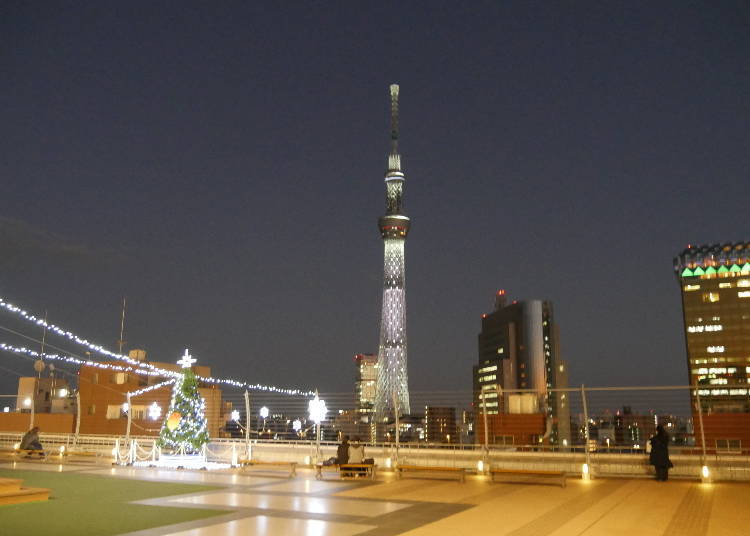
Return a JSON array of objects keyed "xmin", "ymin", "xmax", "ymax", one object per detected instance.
[
  {"xmin": 582, "ymin": 463, "xmax": 591, "ymax": 480},
  {"xmin": 701, "ymin": 465, "xmax": 712, "ymax": 483}
]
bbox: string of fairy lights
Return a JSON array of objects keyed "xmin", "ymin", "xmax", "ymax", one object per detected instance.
[{"xmin": 0, "ymin": 296, "xmax": 315, "ymax": 397}]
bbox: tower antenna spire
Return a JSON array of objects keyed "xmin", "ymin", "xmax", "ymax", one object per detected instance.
[{"xmin": 388, "ymin": 84, "xmax": 401, "ymax": 172}]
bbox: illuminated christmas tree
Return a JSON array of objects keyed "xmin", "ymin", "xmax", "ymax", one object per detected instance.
[{"xmin": 158, "ymin": 349, "xmax": 209, "ymax": 454}]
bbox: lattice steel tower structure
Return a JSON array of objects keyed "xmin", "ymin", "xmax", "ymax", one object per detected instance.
[{"xmin": 374, "ymin": 83, "xmax": 411, "ymax": 418}]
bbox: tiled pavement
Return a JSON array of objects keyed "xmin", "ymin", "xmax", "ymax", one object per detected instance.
[{"xmin": 3, "ymin": 462, "xmax": 749, "ymax": 535}]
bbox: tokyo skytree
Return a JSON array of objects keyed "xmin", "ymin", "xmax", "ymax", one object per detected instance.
[{"xmin": 374, "ymin": 84, "xmax": 411, "ymax": 418}]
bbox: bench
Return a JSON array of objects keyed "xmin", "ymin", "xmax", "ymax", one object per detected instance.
[
  {"xmin": 60, "ymin": 450, "xmax": 109, "ymax": 464},
  {"xmin": 315, "ymin": 463, "xmax": 377, "ymax": 480},
  {"xmin": 0, "ymin": 448, "xmax": 48, "ymax": 461},
  {"xmin": 396, "ymin": 465, "xmax": 466, "ymax": 483},
  {"xmin": 490, "ymin": 468, "xmax": 566, "ymax": 487},
  {"xmin": 238, "ymin": 459, "xmax": 297, "ymax": 478}
]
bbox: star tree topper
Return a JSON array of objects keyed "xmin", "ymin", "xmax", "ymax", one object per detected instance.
[{"xmin": 177, "ymin": 348, "xmax": 197, "ymax": 369}]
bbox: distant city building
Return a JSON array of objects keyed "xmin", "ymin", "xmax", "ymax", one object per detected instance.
[
  {"xmin": 354, "ymin": 353, "xmax": 377, "ymax": 423},
  {"xmin": 16, "ymin": 376, "xmax": 73, "ymax": 414},
  {"xmin": 473, "ymin": 291, "xmax": 570, "ymax": 446},
  {"xmin": 674, "ymin": 242, "xmax": 750, "ymax": 451},
  {"xmin": 425, "ymin": 406, "xmax": 457, "ymax": 443},
  {"xmin": 77, "ymin": 349, "xmax": 224, "ymax": 437}
]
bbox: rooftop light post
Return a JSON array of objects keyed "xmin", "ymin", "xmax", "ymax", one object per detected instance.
[{"xmin": 308, "ymin": 391, "xmax": 327, "ymax": 462}]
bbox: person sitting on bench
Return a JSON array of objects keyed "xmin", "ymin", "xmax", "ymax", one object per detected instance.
[
  {"xmin": 348, "ymin": 436, "xmax": 366, "ymax": 476},
  {"xmin": 20, "ymin": 426, "xmax": 44, "ymax": 455}
]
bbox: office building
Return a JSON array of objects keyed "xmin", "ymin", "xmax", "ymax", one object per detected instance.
[
  {"xmin": 473, "ymin": 291, "xmax": 570, "ymax": 446},
  {"xmin": 674, "ymin": 242, "xmax": 750, "ymax": 450}
]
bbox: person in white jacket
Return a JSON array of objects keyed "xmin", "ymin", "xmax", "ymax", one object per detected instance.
[{"xmin": 348, "ymin": 437, "xmax": 365, "ymax": 464}]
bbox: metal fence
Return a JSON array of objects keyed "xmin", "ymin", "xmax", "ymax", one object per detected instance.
[{"xmin": 2, "ymin": 384, "xmax": 749, "ymax": 480}]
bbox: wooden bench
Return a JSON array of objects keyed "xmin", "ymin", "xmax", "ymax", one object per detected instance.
[
  {"xmin": 315, "ymin": 463, "xmax": 377, "ymax": 480},
  {"xmin": 396, "ymin": 465, "xmax": 466, "ymax": 483},
  {"xmin": 238, "ymin": 459, "xmax": 297, "ymax": 478},
  {"xmin": 490, "ymin": 468, "xmax": 566, "ymax": 487},
  {"xmin": 0, "ymin": 448, "xmax": 49, "ymax": 461},
  {"xmin": 60, "ymin": 450, "xmax": 108, "ymax": 464}
]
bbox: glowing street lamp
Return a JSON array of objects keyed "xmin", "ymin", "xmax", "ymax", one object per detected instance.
[
  {"xmin": 148, "ymin": 402, "xmax": 162, "ymax": 420},
  {"xmin": 308, "ymin": 393, "xmax": 327, "ymax": 460},
  {"xmin": 260, "ymin": 406, "xmax": 269, "ymax": 432}
]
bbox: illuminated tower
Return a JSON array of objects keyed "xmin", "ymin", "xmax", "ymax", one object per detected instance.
[{"xmin": 374, "ymin": 84, "xmax": 411, "ymax": 418}]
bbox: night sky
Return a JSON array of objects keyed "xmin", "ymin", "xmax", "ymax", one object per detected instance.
[{"xmin": 1, "ymin": 2, "xmax": 749, "ymax": 399}]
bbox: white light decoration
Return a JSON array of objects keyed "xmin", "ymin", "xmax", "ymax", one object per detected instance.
[
  {"xmin": 23, "ymin": 397, "xmax": 31, "ymax": 407},
  {"xmin": 148, "ymin": 402, "xmax": 162, "ymax": 420},
  {"xmin": 122, "ymin": 402, "xmax": 130, "ymax": 413},
  {"xmin": 59, "ymin": 445, "xmax": 66, "ymax": 454},
  {"xmin": 259, "ymin": 406, "xmax": 269, "ymax": 419},
  {"xmin": 292, "ymin": 419, "xmax": 301, "ymax": 432},
  {"xmin": 231, "ymin": 410, "xmax": 240, "ymax": 421},
  {"xmin": 308, "ymin": 395, "xmax": 327, "ymax": 424},
  {"xmin": 0, "ymin": 295, "xmax": 316, "ymax": 397},
  {"xmin": 128, "ymin": 379, "xmax": 176, "ymax": 398},
  {"xmin": 2, "ymin": 407, "xmax": 9, "ymax": 413},
  {"xmin": 177, "ymin": 348, "xmax": 197, "ymax": 368},
  {"xmin": 58, "ymin": 388, "xmax": 68, "ymax": 398}
]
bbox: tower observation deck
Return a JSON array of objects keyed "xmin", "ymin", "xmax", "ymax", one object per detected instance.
[{"xmin": 374, "ymin": 84, "xmax": 411, "ymax": 419}]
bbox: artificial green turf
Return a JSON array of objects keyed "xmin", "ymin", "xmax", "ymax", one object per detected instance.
[{"xmin": 0, "ymin": 468, "xmax": 227, "ymax": 536}]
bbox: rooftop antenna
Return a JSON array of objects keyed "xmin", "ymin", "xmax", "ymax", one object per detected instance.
[
  {"xmin": 388, "ymin": 83, "xmax": 401, "ymax": 172},
  {"xmin": 117, "ymin": 297, "xmax": 127, "ymax": 356}
]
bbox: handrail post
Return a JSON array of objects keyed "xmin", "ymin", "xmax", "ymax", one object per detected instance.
[
  {"xmin": 694, "ymin": 386, "xmax": 713, "ymax": 482},
  {"xmin": 581, "ymin": 384, "xmax": 592, "ymax": 479},
  {"xmin": 74, "ymin": 391, "xmax": 81, "ymax": 446},
  {"xmin": 480, "ymin": 385, "xmax": 490, "ymax": 470},
  {"xmin": 244, "ymin": 390, "xmax": 251, "ymax": 459},
  {"xmin": 125, "ymin": 393, "xmax": 132, "ymax": 442},
  {"xmin": 393, "ymin": 390, "xmax": 400, "ymax": 465}
]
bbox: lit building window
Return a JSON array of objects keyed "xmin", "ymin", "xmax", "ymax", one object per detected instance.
[
  {"xmin": 479, "ymin": 374, "xmax": 497, "ymax": 382},
  {"xmin": 738, "ymin": 279, "xmax": 750, "ymax": 288},
  {"xmin": 478, "ymin": 365, "xmax": 497, "ymax": 373},
  {"xmin": 684, "ymin": 284, "xmax": 701, "ymax": 291},
  {"xmin": 738, "ymin": 291, "xmax": 750, "ymax": 298},
  {"xmin": 719, "ymin": 282, "xmax": 733, "ymax": 288},
  {"xmin": 703, "ymin": 293, "xmax": 720, "ymax": 303},
  {"xmin": 707, "ymin": 346, "xmax": 725, "ymax": 353},
  {"xmin": 497, "ymin": 347, "xmax": 504, "ymax": 354},
  {"xmin": 687, "ymin": 324, "xmax": 723, "ymax": 333}
]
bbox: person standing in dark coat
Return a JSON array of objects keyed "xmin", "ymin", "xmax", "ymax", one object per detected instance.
[
  {"xmin": 649, "ymin": 425, "xmax": 672, "ymax": 481},
  {"xmin": 336, "ymin": 435, "xmax": 350, "ymax": 465}
]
